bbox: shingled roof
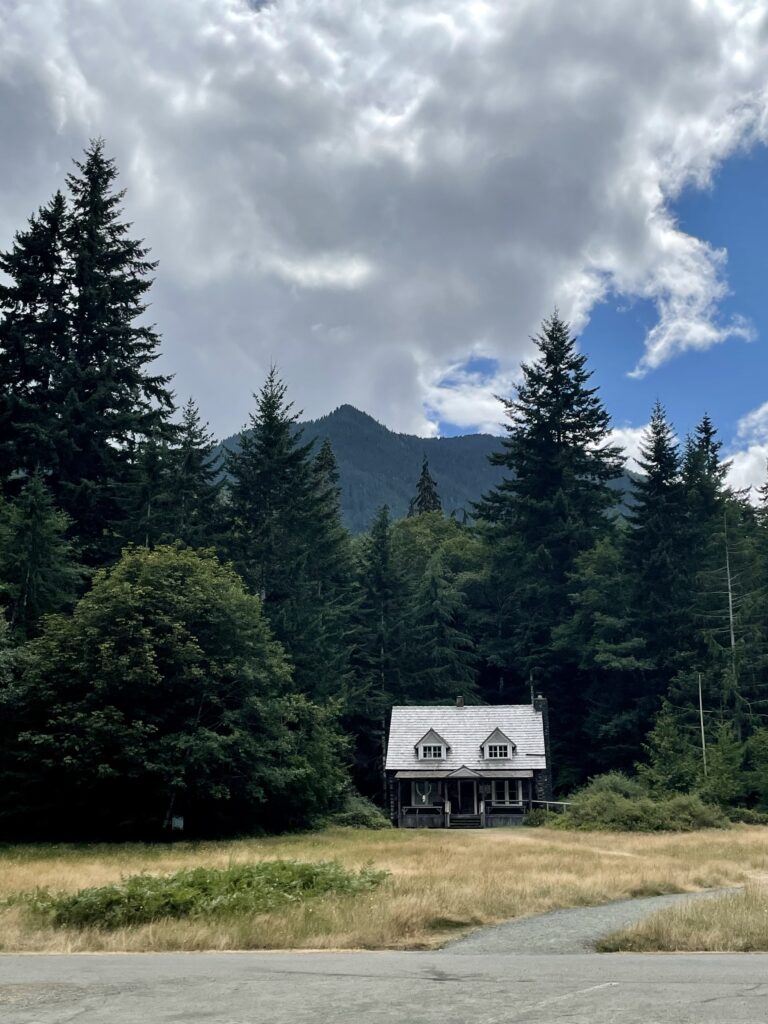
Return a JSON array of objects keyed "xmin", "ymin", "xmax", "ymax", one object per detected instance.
[{"xmin": 385, "ymin": 704, "xmax": 546, "ymax": 772}]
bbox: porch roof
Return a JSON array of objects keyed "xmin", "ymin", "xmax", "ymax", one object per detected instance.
[{"xmin": 394, "ymin": 769, "xmax": 534, "ymax": 779}]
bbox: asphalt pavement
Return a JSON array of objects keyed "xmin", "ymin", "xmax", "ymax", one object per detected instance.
[
  {"xmin": 2, "ymin": 889, "xmax": 767, "ymax": 1024},
  {"xmin": 3, "ymin": 948, "xmax": 768, "ymax": 1024}
]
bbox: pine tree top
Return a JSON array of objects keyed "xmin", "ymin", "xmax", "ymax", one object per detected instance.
[
  {"xmin": 476, "ymin": 311, "xmax": 623, "ymax": 526},
  {"xmin": 408, "ymin": 456, "xmax": 442, "ymax": 516}
]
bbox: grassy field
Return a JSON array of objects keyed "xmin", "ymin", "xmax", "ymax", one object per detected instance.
[
  {"xmin": 597, "ymin": 883, "xmax": 768, "ymax": 952},
  {"xmin": 1, "ymin": 826, "xmax": 768, "ymax": 952}
]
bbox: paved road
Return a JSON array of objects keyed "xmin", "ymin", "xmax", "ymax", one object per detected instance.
[
  {"xmin": 444, "ymin": 888, "xmax": 740, "ymax": 955},
  {"xmin": 3, "ymin": 949, "xmax": 768, "ymax": 1024},
  {"xmin": 2, "ymin": 891, "xmax": 766, "ymax": 1024}
]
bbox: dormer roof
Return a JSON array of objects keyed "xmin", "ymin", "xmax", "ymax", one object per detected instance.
[
  {"xmin": 480, "ymin": 728, "xmax": 516, "ymax": 753},
  {"xmin": 414, "ymin": 729, "xmax": 449, "ymax": 752}
]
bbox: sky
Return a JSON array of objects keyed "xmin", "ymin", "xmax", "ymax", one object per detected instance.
[{"xmin": 2, "ymin": 1, "xmax": 768, "ymax": 490}]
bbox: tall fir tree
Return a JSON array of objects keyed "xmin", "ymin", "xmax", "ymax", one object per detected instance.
[
  {"xmin": 555, "ymin": 533, "xmax": 650, "ymax": 773},
  {"xmin": 408, "ymin": 457, "xmax": 442, "ymax": 516},
  {"xmin": 624, "ymin": 402, "xmax": 688, "ymax": 722},
  {"xmin": 0, "ymin": 475, "xmax": 82, "ymax": 637},
  {"xmin": 354, "ymin": 505, "xmax": 411, "ymax": 795},
  {"xmin": 226, "ymin": 369, "xmax": 354, "ymax": 700},
  {"xmin": 118, "ymin": 430, "xmax": 176, "ymax": 550},
  {"xmin": 475, "ymin": 313, "xmax": 623, "ymax": 784},
  {"xmin": 405, "ymin": 553, "xmax": 476, "ymax": 702},
  {"xmin": 0, "ymin": 192, "xmax": 69, "ymax": 489},
  {"xmin": 54, "ymin": 139, "xmax": 174, "ymax": 562},
  {"xmin": 165, "ymin": 398, "xmax": 222, "ymax": 548}
]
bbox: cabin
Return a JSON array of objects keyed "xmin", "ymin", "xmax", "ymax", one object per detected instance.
[{"xmin": 385, "ymin": 695, "xmax": 552, "ymax": 828}]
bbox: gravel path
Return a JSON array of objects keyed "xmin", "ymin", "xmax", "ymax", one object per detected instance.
[{"xmin": 440, "ymin": 888, "xmax": 739, "ymax": 955}]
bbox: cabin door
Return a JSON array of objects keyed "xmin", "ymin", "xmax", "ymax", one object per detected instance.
[{"xmin": 447, "ymin": 780, "xmax": 476, "ymax": 814}]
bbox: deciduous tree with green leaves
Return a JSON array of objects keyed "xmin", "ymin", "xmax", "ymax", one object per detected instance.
[{"xmin": 0, "ymin": 546, "xmax": 348, "ymax": 838}]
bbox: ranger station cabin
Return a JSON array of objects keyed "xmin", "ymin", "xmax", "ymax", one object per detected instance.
[{"xmin": 385, "ymin": 695, "xmax": 552, "ymax": 829}]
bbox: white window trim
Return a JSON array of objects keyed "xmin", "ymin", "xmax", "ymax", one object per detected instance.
[
  {"xmin": 421, "ymin": 744, "xmax": 444, "ymax": 759},
  {"xmin": 486, "ymin": 743, "xmax": 509, "ymax": 759},
  {"xmin": 491, "ymin": 779, "xmax": 522, "ymax": 805}
]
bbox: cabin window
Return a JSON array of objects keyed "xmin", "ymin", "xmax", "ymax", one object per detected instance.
[
  {"xmin": 421, "ymin": 745, "xmax": 443, "ymax": 759},
  {"xmin": 492, "ymin": 779, "xmax": 522, "ymax": 804},
  {"xmin": 487, "ymin": 744, "xmax": 509, "ymax": 759}
]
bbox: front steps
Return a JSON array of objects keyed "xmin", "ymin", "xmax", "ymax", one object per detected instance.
[{"xmin": 449, "ymin": 814, "xmax": 482, "ymax": 829}]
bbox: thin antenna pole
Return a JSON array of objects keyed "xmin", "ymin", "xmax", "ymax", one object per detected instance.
[
  {"xmin": 698, "ymin": 672, "xmax": 708, "ymax": 777},
  {"xmin": 723, "ymin": 511, "xmax": 737, "ymax": 683}
]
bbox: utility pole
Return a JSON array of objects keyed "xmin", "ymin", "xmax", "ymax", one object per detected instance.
[{"xmin": 698, "ymin": 672, "xmax": 708, "ymax": 777}]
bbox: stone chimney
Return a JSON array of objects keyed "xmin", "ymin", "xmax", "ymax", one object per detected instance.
[
  {"xmin": 532, "ymin": 693, "xmax": 553, "ymax": 801},
  {"xmin": 456, "ymin": 695, "xmax": 465, "ymax": 708}
]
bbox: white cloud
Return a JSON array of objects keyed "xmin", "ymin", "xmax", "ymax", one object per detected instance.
[
  {"xmin": 735, "ymin": 400, "xmax": 768, "ymax": 445},
  {"xmin": 609, "ymin": 424, "xmax": 649, "ymax": 472},
  {"xmin": 725, "ymin": 401, "xmax": 768, "ymax": 496},
  {"xmin": 1, "ymin": 0, "xmax": 768, "ymax": 436}
]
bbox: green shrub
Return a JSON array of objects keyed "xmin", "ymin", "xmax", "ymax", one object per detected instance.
[
  {"xmin": 723, "ymin": 806, "xmax": 768, "ymax": 825},
  {"xmin": 555, "ymin": 773, "xmax": 729, "ymax": 832},
  {"xmin": 521, "ymin": 808, "xmax": 557, "ymax": 827},
  {"xmin": 326, "ymin": 794, "xmax": 392, "ymax": 830},
  {"xmin": 27, "ymin": 860, "xmax": 388, "ymax": 930}
]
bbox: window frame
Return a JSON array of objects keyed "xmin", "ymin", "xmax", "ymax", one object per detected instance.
[
  {"xmin": 491, "ymin": 779, "xmax": 522, "ymax": 805},
  {"xmin": 486, "ymin": 743, "xmax": 509, "ymax": 759},
  {"xmin": 421, "ymin": 744, "xmax": 444, "ymax": 760}
]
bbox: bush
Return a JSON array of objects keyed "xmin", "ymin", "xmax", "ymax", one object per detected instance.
[
  {"xmin": 27, "ymin": 860, "xmax": 388, "ymax": 930},
  {"xmin": 574, "ymin": 771, "xmax": 648, "ymax": 800},
  {"xmin": 521, "ymin": 808, "xmax": 557, "ymax": 828},
  {"xmin": 723, "ymin": 806, "xmax": 768, "ymax": 825},
  {"xmin": 555, "ymin": 773, "xmax": 729, "ymax": 832},
  {"xmin": 325, "ymin": 794, "xmax": 392, "ymax": 830}
]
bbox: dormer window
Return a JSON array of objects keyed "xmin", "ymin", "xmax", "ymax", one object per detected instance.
[
  {"xmin": 414, "ymin": 729, "xmax": 449, "ymax": 760},
  {"xmin": 480, "ymin": 729, "xmax": 515, "ymax": 760}
]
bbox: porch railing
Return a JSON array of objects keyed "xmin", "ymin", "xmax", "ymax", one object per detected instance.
[{"xmin": 530, "ymin": 799, "xmax": 572, "ymax": 813}]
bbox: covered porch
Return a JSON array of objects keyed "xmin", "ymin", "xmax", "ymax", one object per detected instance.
[{"xmin": 392, "ymin": 768, "xmax": 534, "ymax": 828}]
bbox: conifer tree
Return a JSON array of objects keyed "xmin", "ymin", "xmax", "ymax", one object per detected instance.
[
  {"xmin": 625, "ymin": 402, "xmax": 687, "ymax": 706},
  {"xmin": 408, "ymin": 457, "xmax": 442, "ymax": 516},
  {"xmin": 227, "ymin": 368, "xmax": 313, "ymax": 598},
  {"xmin": 406, "ymin": 553, "xmax": 476, "ymax": 701},
  {"xmin": 119, "ymin": 431, "xmax": 176, "ymax": 550},
  {"xmin": 475, "ymin": 313, "xmax": 622, "ymax": 783},
  {"xmin": 556, "ymin": 534, "xmax": 650, "ymax": 772},
  {"xmin": 636, "ymin": 700, "xmax": 699, "ymax": 794},
  {"xmin": 699, "ymin": 721, "xmax": 746, "ymax": 805},
  {"xmin": 305, "ymin": 438, "xmax": 359, "ymax": 702},
  {"xmin": 166, "ymin": 398, "xmax": 223, "ymax": 547},
  {"xmin": 0, "ymin": 475, "xmax": 82, "ymax": 637},
  {"xmin": 357, "ymin": 506, "xmax": 409, "ymax": 701},
  {"xmin": 354, "ymin": 505, "xmax": 409, "ymax": 795},
  {"xmin": 0, "ymin": 192, "xmax": 69, "ymax": 488},
  {"xmin": 682, "ymin": 414, "xmax": 727, "ymax": 528},
  {"xmin": 55, "ymin": 140, "xmax": 174, "ymax": 561},
  {"xmin": 226, "ymin": 370, "xmax": 354, "ymax": 699}
]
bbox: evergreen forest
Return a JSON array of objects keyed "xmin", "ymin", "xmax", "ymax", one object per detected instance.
[{"xmin": 2, "ymin": 143, "xmax": 768, "ymax": 838}]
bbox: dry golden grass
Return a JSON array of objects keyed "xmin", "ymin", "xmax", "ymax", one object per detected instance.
[
  {"xmin": 597, "ymin": 882, "xmax": 768, "ymax": 952},
  {"xmin": 2, "ymin": 826, "xmax": 768, "ymax": 952}
]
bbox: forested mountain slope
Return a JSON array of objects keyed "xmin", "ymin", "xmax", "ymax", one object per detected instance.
[{"xmin": 221, "ymin": 404, "xmax": 507, "ymax": 533}]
